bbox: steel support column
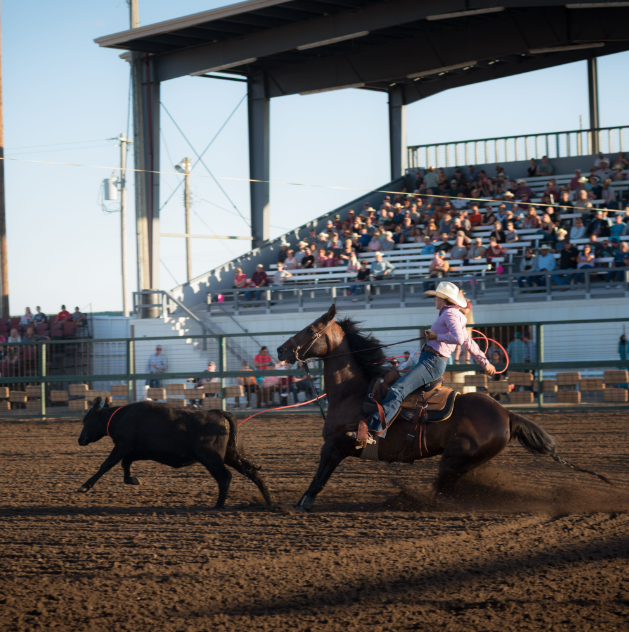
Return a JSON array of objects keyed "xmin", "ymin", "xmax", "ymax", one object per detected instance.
[
  {"xmin": 132, "ymin": 52, "xmax": 160, "ymax": 295},
  {"xmin": 248, "ymin": 72, "xmax": 270, "ymax": 248},
  {"xmin": 389, "ymin": 87, "xmax": 407, "ymax": 180},
  {"xmin": 587, "ymin": 57, "xmax": 600, "ymax": 155}
]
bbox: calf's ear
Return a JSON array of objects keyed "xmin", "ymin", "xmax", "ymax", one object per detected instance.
[
  {"xmin": 92, "ymin": 396, "xmax": 102, "ymax": 409},
  {"xmin": 103, "ymin": 397, "xmax": 111, "ymax": 408}
]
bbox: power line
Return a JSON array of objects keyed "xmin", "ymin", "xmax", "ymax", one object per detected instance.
[
  {"xmin": 159, "ymin": 98, "xmax": 250, "ymax": 227},
  {"xmin": 160, "ymin": 259, "xmax": 180, "ymax": 286}
]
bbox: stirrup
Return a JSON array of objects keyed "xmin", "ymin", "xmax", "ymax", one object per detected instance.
[
  {"xmin": 346, "ymin": 419, "xmax": 376, "ymax": 448},
  {"xmin": 346, "ymin": 431, "xmax": 376, "ymax": 444}
]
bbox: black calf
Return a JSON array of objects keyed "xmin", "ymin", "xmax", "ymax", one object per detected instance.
[{"xmin": 77, "ymin": 397, "xmax": 273, "ymax": 509}]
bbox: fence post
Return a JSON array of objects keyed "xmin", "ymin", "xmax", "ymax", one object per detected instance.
[
  {"xmin": 537, "ymin": 323, "xmax": 544, "ymax": 411},
  {"xmin": 39, "ymin": 342, "xmax": 46, "ymax": 417},
  {"xmin": 219, "ymin": 335, "xmax": 226, "ymax": 411},
  {"xmin": 546, "ymin": 273, "xmax": 552, "ymax": 301},
  {"xmin": 585, "ymin": 268, "xmax": 591, "ymax": 299},
  {"xmin": 126, "ymin": 339, "xmax": 134, "ymax": 404}
]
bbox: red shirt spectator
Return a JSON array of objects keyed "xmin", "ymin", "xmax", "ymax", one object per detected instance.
[
  {"xmin": 57, "ymin": 306, "xmax": 71, "ymax": 322},
  {"xmin": 469, "ymin": 209, "xmax": 483, "ymax": 227}
]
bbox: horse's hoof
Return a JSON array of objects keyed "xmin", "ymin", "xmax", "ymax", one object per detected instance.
[
  {"xmin": 294, "ymin": 495, "xmax": 314, "ymax": 513},
  {"xmin": 124, "ymin": 476, "xmax": 140, "ymax": 486},
  {"xmin": 76, "ymin": 485, "xmax": 90, "ymax": 493}
]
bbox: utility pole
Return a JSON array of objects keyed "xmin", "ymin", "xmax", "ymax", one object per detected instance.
[
  {"xmin": 176, "ymin": 157, "xmax": 193, "ymax": 281},
  {"xmin": 118, "ymin": 133, "xmax": 132, "ymax": 317},
  {"xmin": 0, "ymin": 1, "xmax": 9, "ymax": 318},
  {"xmin": 129, "ymin": 0, "xmax": 139, "ymax": 29}
]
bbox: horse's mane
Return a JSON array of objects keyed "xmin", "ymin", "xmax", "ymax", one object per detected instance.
[{"xmin": 337, "ymin": 316, "xmax": 386, "ymax": 379}]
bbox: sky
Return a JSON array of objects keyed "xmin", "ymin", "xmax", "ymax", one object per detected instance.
[{"xmin": 3, "ymin": 1, "xmax": 629, "ymax": 315}]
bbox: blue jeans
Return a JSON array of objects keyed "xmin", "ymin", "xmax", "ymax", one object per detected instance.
[
  {"xmin": 367, "ymin": 350, "xmax": 448, "ymax": 438},
  {"xmin": 576, "ymin": 265, "xmax": 593, "ymax": 283},
  {"xmin": 245, "ymin": 289, "xmax": 263, "ymax": 301},
  {"xmin": 348, "ymin": 285, "xmax": 360, "ymax": 295}
]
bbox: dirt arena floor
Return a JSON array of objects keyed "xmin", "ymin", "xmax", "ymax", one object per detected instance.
[{"xmin": 1, "ymin": 410, "xmax": 628, "ymax": 632}]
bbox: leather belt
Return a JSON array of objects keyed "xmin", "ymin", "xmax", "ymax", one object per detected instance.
[{"xmin": 425, "ymin": 345, "xmax": 446, "ymax": 359}]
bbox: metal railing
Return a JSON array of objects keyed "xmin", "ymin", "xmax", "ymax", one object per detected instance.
[
  {"xmin": 408, "ymin": 125, "xmax": 629, "ymax": 169},
  {"xmin": 0, "ymin": 317, "xmax": 627, "ymax": 417},
  {"xmin": 206, "ymin": 266, "xmax": 629, "ymax": 315}
]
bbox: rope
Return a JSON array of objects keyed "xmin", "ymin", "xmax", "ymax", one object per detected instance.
[
  {"xmin": 237, "ymin": 393, "xmax": 327, "ymax": 426},
  {"xmin": 0, "ymin": 155, "xmax": 591, "ymax": 214},
  {"xmin": 471, "ymin": 329, "xmax": 510, "ymax": 374}
]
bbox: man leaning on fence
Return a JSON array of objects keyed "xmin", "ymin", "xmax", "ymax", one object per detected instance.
[{"xmin": 147, "ymin": 345, "xmax": 167, "ymax": 389}]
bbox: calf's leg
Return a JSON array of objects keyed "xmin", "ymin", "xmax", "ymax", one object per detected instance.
[
  {"xmin": 195, "ymin": 448, "xmax": 232, "ymax": 509},
  {"xmin": 77, "ymin": 446, "xmax": 127, "ymax": 493},
  {"xmin": 224, "ymin": 452, "xmax": 274, "ymax": 506},
  {"xmin": 122, "ymin": 456, "xmax": 140, "ymax": 485}
]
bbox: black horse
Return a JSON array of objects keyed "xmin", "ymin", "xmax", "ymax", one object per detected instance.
[{"xmin": 77, "ymin": 397, "xmax": 274, "ymax": 509}]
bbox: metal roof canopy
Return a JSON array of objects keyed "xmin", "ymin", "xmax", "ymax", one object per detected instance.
[
  {"xmin": 97, "ymin": 0, "xmax": 629, "ymax": 98},
  {"xmin": 95, "ymin": 0, "xmax": 629, "ymax": 294}
]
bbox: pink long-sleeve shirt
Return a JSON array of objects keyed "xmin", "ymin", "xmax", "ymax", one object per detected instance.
[{"xmin": 426, "ymin": 305, "xmax": 489, "ymax": 367}]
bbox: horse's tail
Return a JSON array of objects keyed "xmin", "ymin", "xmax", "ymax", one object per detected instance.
[{"xmin": 508, "ymin": 411, "xmax": 613, "ymax": 485}]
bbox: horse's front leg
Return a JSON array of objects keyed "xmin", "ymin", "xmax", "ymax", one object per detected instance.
[{"xmin": 295, "ymin": 433, "xmax": 355, "ymax": 512}]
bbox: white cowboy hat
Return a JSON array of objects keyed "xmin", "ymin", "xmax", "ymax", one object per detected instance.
[{"xmin": 423, "ymin": 281, "xmax": 467, "ymax": 308}]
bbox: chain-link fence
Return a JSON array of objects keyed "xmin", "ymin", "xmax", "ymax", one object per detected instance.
[{"xmin": 0, "ymin": 316, "xmax": 626, "ymax": 417}]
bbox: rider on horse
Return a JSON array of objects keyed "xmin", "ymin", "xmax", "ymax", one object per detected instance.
[{"xmin": 356, "ymin": 281, "xmax": 496, "ymax": 442}]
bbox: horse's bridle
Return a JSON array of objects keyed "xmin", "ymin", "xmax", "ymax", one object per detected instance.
[{"xmin": 287, "ymin": 319, "xmax": 336, "ymax": 363}]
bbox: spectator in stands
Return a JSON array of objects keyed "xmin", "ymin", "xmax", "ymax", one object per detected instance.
[
  {"xmin": 424, "ymin": 166, "xmax": 439, "ymax": 189},
  {"xmin": 423, "ymin": 253, "xmax": 449, "ymax": 291},
  {"xmin": 247, "ymin": 264, "xmax": 269, "ymax": 301},
  {"xmin": 518, "ymin": 247, "xmax": 537, "ymax": 289},
  {"xmin": 71, "ymin": 307, "xmax": 86, "ymax": 327},
  {"xmin": 233, "ymin": 268, "xmax": 249, "ymax": 298},
  {"xmin": 515, "ymin": 179, "xmax": 533, "ymax": 199},
  {"xmin": 254, "ymin": 346, "xmax": 274, "ymax": 371},
  {"xmin": 526, "ymin": 159, "xmax": 537, "ymax": 178},
  {"xmin": 301, "ymin": 247, "xmax": 314, "ymax": 269},
  {"xmin": 570, "ymin": 217, "xmax": 586, "ymax": 241},
  {"xmin": 449, "ymin": 236, "xmax": 468, "ymax": 263},
  {"xmin": 601, "ymin": 180, "xmax": 617, "ymax": 209},
  {"xmin": 325, "ymin": 251, "xmax": 337, "ymax": 267},
  {"xmin": 523, "ymin": 207, "xmax": 541, "ymax": 230},
  {"xmin": 539, "ymin": 213, "xmax": 556, "ymax": 243},
  {"xmin": 536, "ymin": 156, "xmax": 554, "ymax": 176},
  {"xmin": 485, "ymin": 237, "xmax": 504, "ymax": 269},
  {"xmin": 587, "ymin": 210, "xmax": 611, "ymax": 237},
  {"xmin": 349, "ymin": 259, "xmax": 370, "ymax": 299},
  {"xmin": 612, "ymin": 165, "xmax": 626, "ymax": 182},
  {"xmin": 494, "ymin": 204, "xmax": 507, "ymax": 225},
  {"xmin": 401, "ymin": 216, "xmax": 414, "ymax": 241},
  {"xmin": 33, "ymin": 306, "xmax": 47, "ymax": 324},
  {"xmin": 593, "ymin": 152, "xmax": 608, "ymax": 168},
  {"xmin": 610, "ymin": 213, "xmax": 627, "ymax": 238},
  {"xmin": 598, "ymin": 237, "xmax": 615, "ymax": 258},
  {"xmin": 421, "ymin": 236, "xmax": 436, "ymax": 255},
  {"xmin": 606, "ymin": 242, "xmax": 629, "ymax": 287},
  {"xmin": 20, "ymin": 308, "xmax": 34, "ymax": 326},
  {"xmin": 380, "ymin": 231, "xmax": 396, "ymax": 252},
  {"xmin": 480, "ymin": 207, "xmax": 496, "ymax": 227},
  {"xmin": 338, "ymin": 240, "xmax": 355, "ymax": 264},
  {"xmin": 57, "ymin": 305, "xmax": 71, "ymax": 322},
  {"xmin": 612, "ymin": 152, "xmax": 629, "ymax": 170},
  {"xmin": 22, "ymin": 327, "xmax": 38, "ymax": 344},
  {"xmin": 147, "ymin": 345, "xmax": 166, "ymax": 388},
  {"xmin": 507, "ymin": 333, "xmax": 526, "ymax": 363},
  {"xmin": 315, "ymin": 248, "xmax": 328, "ymax": 267},
  {"xmin": 290, "ymin": 364, "xmax": 314, "ymax": 403},
  {"xmin": 576, "ymin": 244, "xmax": 595, "ymax": 284},
  {"xmin": 195, "ymin": 361, "xmax": 220, "ymax": 403},
  {"xmin": 570, "ymin": 169, "xmax": 582, "ymax": 190},
  {"xmin": 468, "ymin": 205, "xmax": 483, "ymax": 227},
  {"xmin": 368, "ymin": 231, "xmax": 383, "ymax": 252},
  {"xmin": 505, "ymin": 222, "xmax": 519, "ymax": 243},
  {"xmin": 237, "ymin": 361, "xmax": 257, "ymax": 409},
  {"xmin": 425, "ymin": 220, "xmax": 439, "ymax": 239},
  {"xmin": 556, "ymin": 241, "xmax": 579, "ymax": 285},
  {"xmin": 469, "ymin": 237, "xmax": 486, "ymax": 260},
  {"xmin": 490, "ymin": 221, "xmax": 506, "ymax": 244},
  {"xmin": 595, "ymin": 161, "xmax": 613, "ymax": 182},
  {"xmin": 370, "ymin": 252, "xmax": 395, "ymax": 281},
  {"xmin": 277, "ymin": 243, "xmax": 289, "ymax": 264},
  {"xmin": 534, "ymin": 244, "xmax": 556, "ymax": 285},
  {"xmin": 436, "ymin": 233, "xmax": 453, "ymax": 254},
  {"xmin": 588, "ymin": 234, "xmax": 603, "ymax": 256},
  {"xmin": 283, "ymin": 250, "xmax": 298, "ymax": 270},
  {"xmin": 272, "ymin": 262, "xmax": 293, "ymax": 293}
]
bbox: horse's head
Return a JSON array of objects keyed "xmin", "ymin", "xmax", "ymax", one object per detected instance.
[{"xmin": 277, "ymin": 304, "xmax": 337, "ymax": 364}]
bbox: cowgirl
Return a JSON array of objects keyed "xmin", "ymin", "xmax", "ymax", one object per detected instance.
[{"xmin": 360, "ymin": 281, "xmax": 495, "ymax": 440}]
